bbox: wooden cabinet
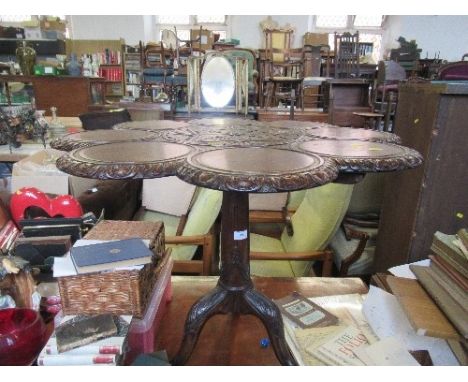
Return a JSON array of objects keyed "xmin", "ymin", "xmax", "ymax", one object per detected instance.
[
  {"xmin": 324, "ymin": 79, "xmax": 371, "ymax": 127},
  {"xmin": 98, "ymin": 64, "xmax": 124, "ymax": 100},
  {"xmin": 0, "ymin": 75, "xmax": 106, "ymax": 116},
  {"xmin": 374, "ymin": 82, "xmax": 468, "ymax": 271},
  {"xmin": 66, "ymin": 39, "xmax": 125, "ymax": 102}
]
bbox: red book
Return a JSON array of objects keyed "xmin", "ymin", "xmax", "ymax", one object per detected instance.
[{"xmin": 37, "ymin": 354, "xmax": 117, "ymax": 366}]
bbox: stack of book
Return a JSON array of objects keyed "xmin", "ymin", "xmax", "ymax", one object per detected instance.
[
  {"xmin": 38, "ymin": 314, "xmax": 131, "ymax": 366},
  {"xmin": 410, "ymin": 229, "xmax": 468, "ymax": 340},
  {"xmin": 0, "ymin": 198, "xmax": 19, "ymax": 255},
  {"xmin": 0, "ymin": 220, "xmax": 20, "ymax": 254}
]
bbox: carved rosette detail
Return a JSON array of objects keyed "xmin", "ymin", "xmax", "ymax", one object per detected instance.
[
  {"xmin": 161, "ymin": 124, "xmax": 304, "ymax": 148},
  {"xmin": 113, "ymin": 120, "xmax": 189, "ymax": 131},
  {"xmin": 305, "ymin": 126, "xmax": 402, "ymax": 144},
  {"xmin": 176, "ymin": 159, "xmax": 339, "ymax": 193},
  {"xmin": 56, "ymin": 155, "xmax": 186, "ymax": 180},
  {"xmin": 50, "ymin": 133, "xmax": 158, "ymax": 152},
  {"xmin": 295, "ymin": 141, "xmax": 423, "ymax": 173},
  {"xmin": 332, "ymin": 151, "xmax": 423, "ymax": 172},
  {"xmin": 50, "ymin": 138, "xmax": 103, "ymax": 152}
]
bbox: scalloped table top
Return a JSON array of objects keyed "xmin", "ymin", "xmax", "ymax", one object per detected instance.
[{"xmin": 56, "ymin": 119, "xmax": 422, "ymax": 192}]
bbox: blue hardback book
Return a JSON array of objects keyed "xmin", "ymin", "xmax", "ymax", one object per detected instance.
[{"xmin": 70, "ymin": 238, "xmax": 152, "ymax": 274}]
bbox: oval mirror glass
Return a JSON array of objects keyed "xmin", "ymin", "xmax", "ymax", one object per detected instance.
[{"xmin": 201, "ymin": 56, "xmax": 235, "ymax": 108}]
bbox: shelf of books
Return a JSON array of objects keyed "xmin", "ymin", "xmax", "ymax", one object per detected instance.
[
  {"xmin": 123, "ymin": 49, "xmax": 143, "ymax": 100},
  {"xmin": 65, "ymin": 39, "xmax": 125, "ymax": 101}
]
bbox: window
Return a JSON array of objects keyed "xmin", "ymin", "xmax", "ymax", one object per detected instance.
[
  {"xmin": 195, "ymin": 15, "xmax": 226, "ymax": 24},
  {"xmin": 316, "ymin": 15, "xmax": 348, "ymax": 28},
  {"xmin": 313, "ymin": 15, "xmax": 385, "ymax": 63},
  {"xmin": 353, "ymin": 15, "xmax": 384, "ymax": 28},
  {"xmin": 0, "ymin": 15, "xmax": 32, "ymax": 23},
  {"xmin": 158, "ymin": 15, "xmax": 190, "ymax": 25},
  {"xmin": 157, "ymin": 15, "xmax": 228, "ymax": 42}
]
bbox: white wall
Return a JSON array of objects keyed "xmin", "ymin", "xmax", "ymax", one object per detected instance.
[
  {"xmin": 382, "ymin": 15, "xmax": 468, "ymax": 62},
  {"xmin": 67, "ymin": 15, "xmax": 468, "ymax": 62},
  {"xmin": 68, "ymin": 15, "xmax": 149, "ymax": 46}
]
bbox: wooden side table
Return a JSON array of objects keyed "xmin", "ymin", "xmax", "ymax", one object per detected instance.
[{"xmin": 56, "ymin": 119, "xmax": 422, "ymax": 366}]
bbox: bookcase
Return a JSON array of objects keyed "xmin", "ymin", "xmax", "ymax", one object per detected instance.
[
  {"xmin": 374, "ymin": 82, "xmax": 468, "ymax": 272},
  {"xmin": 123, "ymin": 47, "xmax": 143, "ymax": 100},
  {"xmin": 65, "ymin": 39, "xmax": 125, "ymax": 102},
  {"xmin": 98, "ymin": 64, "xmax": 124, "ymax": 100}
]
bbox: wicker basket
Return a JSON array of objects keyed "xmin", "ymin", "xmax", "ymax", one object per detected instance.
[{"xmin": 57, "ymin": 220, "xmax": 165, "ymax": 318}]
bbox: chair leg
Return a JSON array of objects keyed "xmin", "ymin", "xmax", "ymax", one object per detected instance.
[
  {"xmin": 322, "ymin": 250, "xmax": 333, "ymax": 277},
  {"xmin": 265, "ymin": 82, "xmax": 273, "ymax": 110},
  {"xmin": 384, "ymin": 92, "xmax": 394, "ymax": 132}
]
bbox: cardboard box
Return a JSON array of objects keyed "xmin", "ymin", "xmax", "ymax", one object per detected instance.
[
  {"xmin": 303, "ymin": 32, "xmax": 329, "ymax": 46},
  {"xmin": 40, "ymin": 19, "xmax": 67, "ymax": 32},
  {"xmin": 190, "ymin": 29, "xmax": 214, "ymax": 50},
  {"xmin": 11, "ymin": 149, "xmax": 96, "ymax": 197},
  {"xmin": 142, "ymin": 177, "xmax": 196, "ymax": 216}
]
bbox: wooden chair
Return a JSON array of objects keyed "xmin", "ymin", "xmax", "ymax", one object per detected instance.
[
  {"xmin": 135, "ymin": 187, "xmax": 222, "ymax": 275},
  {"xmin": 261, "ymin": 28, "xmax": 304, "ymax": 109},
  {"xmin": 142, "ymin": 42, "xmax": 175, "ymax": 100},
  {"xmin": 372, "ymin": 60, "xmax": 406, "ymax": 131},
  {"xmin": 249, "ymin": 183, "xmax": 354, "ymax": 277},
  {"xmin": 334, "ymin": 31, "xmax": 360, "ymax": 78},
  {"xmin": 79, "ymin": 108, "xmax": 131, "ymax": 130}
]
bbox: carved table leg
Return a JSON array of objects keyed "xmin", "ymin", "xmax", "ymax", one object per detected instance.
[
  {"xmin": 171, "ymin": 286, "xmax": 228, "ymax": 366},
  {"xmin": 172, "ymin": 191, "xmax": 297, "ymax": 366},
  {"xmin": 243, "ymin": 288, "xmax": 297, "ymax": 366}
]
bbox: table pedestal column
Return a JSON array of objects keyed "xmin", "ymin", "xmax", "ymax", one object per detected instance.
[{"xmin": 172, "ymin": 191, "xmax": 297, "ymax": 366}]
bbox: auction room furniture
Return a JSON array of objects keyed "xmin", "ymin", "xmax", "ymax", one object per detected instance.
[
  {"xmin": 135, "ymin": 187, "xmax": 222, "ymax": 276},
  {"xmin": 187, "ymin": 52, "xmax": 249, "ymax": 114},
  {"xmin": 352, "ymin": 111, "xmax": 384, "ymax": 130},
  {"xmin": 373, "ymin": 60, "xmax": 407, "ymax": 131},
  {"xmin": 214, "ymin": 48, "xmax": 259, "ymax": 106},
  {"xmin": 437, "ymin": 54, "xmax": 468, "ymax": 81},
  {"xmin": 154, "ymin": 275, "xmax": 368, "ymax": 365},
  {"xmin": 56, "ymin": 118, "xmax": 421, "ymax": 366},
  {"xmin": 260, "ymin": 28, "xmax": 303, "ymax": 109},
  {"xmin": 250, "ymin": 183, "xmax": 353, "ymax": 277},
  {"xmin": 334, "ymin": 31, "xmax": 360, "ymax": 79},
  {"xmin": 78, "ymin": 108, "xmax": 131, "ymax": 130},
  {"xmin": 302, "ymin": 33, "xmax": 331, "ymax": 108},
  {"xmin": 0, "ymin": 75, "xmax": 106, "ymax": 116},
  {"xmin": 374, "ymin": 82, "xmax": 468, "ymax": 272},
  {"xmin": 324, "ymin": 78, "xmax": 372, "ymax": 127},
  {"xmin": 329, "ymin": 173, "xmax": 386, "ymax": 278}
]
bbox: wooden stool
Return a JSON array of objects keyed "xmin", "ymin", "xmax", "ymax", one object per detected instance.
[{"xmin": 353, "ymin": 111, "xmax": 384, "ymax": 130}]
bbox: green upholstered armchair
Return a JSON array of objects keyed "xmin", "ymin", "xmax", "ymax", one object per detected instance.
[
  {"xmin": 249, "ymin": 183, "xmax": 354, "ymax": 277},
  {"xmin": 329, "ymin": 173, "xmax": 385, "ymax": 277},
  {"xmin": 135, "ymin": 187, "xmax": 222, "ymax": 275}
]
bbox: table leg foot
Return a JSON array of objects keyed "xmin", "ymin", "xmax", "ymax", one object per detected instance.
[
  {"xmin": 243, "ymin": 289, "xmax": 298, "ymax": 366},
  {"xmin": 172, "ymin": 286, "xmax": 228, "ymax": 365}
]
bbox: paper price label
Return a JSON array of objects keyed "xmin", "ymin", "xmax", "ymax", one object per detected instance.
[{"xmin": 234, "ymin": 230, "xmax": 248, "ymax": 241}]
